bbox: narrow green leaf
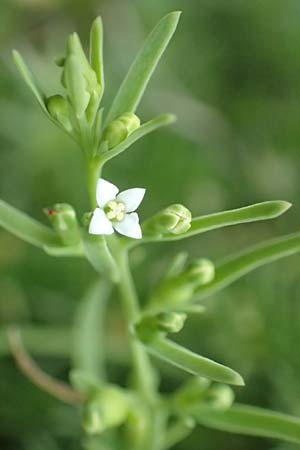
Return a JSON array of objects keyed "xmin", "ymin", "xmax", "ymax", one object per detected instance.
[
  {"xmin": 196, "ymin": 403, "xmax": 300, "ymax": 444},
  {"xmin": 72, "ymin": 280, "xmax": 111, "ymax": 379},
  {"xmin": 196, "ymin": 231, "xmax": 300, "ymax": 300},
  {"xmin": 142, "ymin": 201, "xmax": 292, "ymax": 242},
  {"xmin": 101, "ymin": 114, "xmax": 176, "ymax": 163},
  {"xmin": 90, "ymin": 17, "xmax": 104, "ymax": 87},
  {"xmin": 0, "ymin": 199, "xmax": 61, "ymax": 248},
  {"xmin": 105, "ymin": 11, "xmax": 181, "ymax": 125},
  {"xmin": 12, "ymin": 50, "xmax": 48, "ymax": 114},
  {"xmin": 141, "ymin": 336, "xmax": 244, "ymax": 386},
  {"xmin": 43, "ymin": 243, "xmax": 84, "ymax": 258}
]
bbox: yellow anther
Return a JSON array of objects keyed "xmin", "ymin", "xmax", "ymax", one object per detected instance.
[
  {"xmin": 107, "ymin": 200, "xmax": 117, "ymax": 209},
  {"xmin": 105, "ymin": 201, "xmax": 126, "ymax": 222}
]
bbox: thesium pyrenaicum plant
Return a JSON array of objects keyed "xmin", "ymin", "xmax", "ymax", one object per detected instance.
[{"xmin": 1, "ymin": 11, "xmax": 300, "ymax": 450}]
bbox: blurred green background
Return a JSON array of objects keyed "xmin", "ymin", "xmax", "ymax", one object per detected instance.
[{"xmin": 1, "ymin": 0, "xmax": 300, "ymax": 449}]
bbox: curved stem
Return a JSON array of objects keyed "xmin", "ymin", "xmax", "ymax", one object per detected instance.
[{"xmin": 8, "ymin": 327, "xmax": 84, "ymax": 405}]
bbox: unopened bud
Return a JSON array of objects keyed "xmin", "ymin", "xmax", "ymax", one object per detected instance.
[
  {"xmin": 46, "ymin": 95, "xmax": 72, "ymax": 132},
  {"xmin": 135, "ymin": 312, "xmax": 186, "ymax": 345},
  {"xmin": 156, "ymin": 312, "xmax": 187, "ymax": 333},
  {"xmin": 102, "ymin": 120, "xmax": 128, "ymax": 149},
  {"xmin": 204, "ymin": 384, "xmax": 234, "ymax": 411},
  {"xmin": 102, "ymin": 113, "xmax": 140, "ymax": 149},
  {"xmin": 143, "ymin": 204, "xmax": 192, "ymax": 237},
  {"xmin": 82, "ymin": 386, "xmax": 129, "ymax": 435},
  {"xmin": 183, "ymin": 259, "xmax": 215, "ymax": 286},
  {"xmin": 174, "ymin": 379, "xmax": 234, "ymax": 414},
  {"xmin": 44, "ymin": 203, "xmax": 81, "ymax": 246},
  {"xmin": 118, "ymin": 112, "xmax": 141, "ymax": 134}
]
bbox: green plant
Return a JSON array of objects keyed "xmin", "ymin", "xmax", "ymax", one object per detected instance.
[{"xmin": 1, "ymin": 11, "xmax": 300, "ymax": 450}]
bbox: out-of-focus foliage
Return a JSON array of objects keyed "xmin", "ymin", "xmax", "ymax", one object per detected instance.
[{"xmin": 1, "ymin": 1, "xmax": 300, "ymax": 449}]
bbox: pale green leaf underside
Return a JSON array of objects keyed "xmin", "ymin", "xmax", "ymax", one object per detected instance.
[
  {"xmin": 12, "ymin": 50, "xmax": 49, "ymax": 114},
  {"xmin": 105, "ymin": 11, "xmax": 181, "ymax": 125},
  {"xmin": 72, "ymin": 280, "xmax": 111, "ymax": 379},
  {"xmin": 0, "ymin": 199, "xmax": 83, "ymax": 257},
  {"xmin": 0, "ymin": 199, "xmax": 60, "ymax": 248},
  {"xmin": 196, "ymin": 231, "xmax": 300, "ymax": 300},
  {"xmin": 196, "ymin": 404, "xmax": 300, "ymax": 444},
  {"xmin": 142, "ymin": 336, "xmax": 244, "ymax": 386},
  {"xmin": 101, "ymin": 114, "xmax": 176, "ymax": 163},
  {"xmin": 142, "ymin": 201, "xmax": 291, "ymax": 242}
]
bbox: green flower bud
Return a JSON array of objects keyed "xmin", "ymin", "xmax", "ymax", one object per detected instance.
[
  {"xmin": 143, "ymin": 204, "xmax": 192, "ymax": 237},
  {"xmin": 156, "ymin": 311, "xmax": 187, "ymax": 333},
  {"xmin": 82, "ymin": 386, "xmax": 129, "ymax": 435},
  {"xmin": 203, "ymin": 384, "xmax": 235, "ymax": 411},
  {"xmin": 118, "ymin": 112, "xmax": 141, "ymax": 134},
  {"xmin": 46, "ymin": 95, "xmax": 72, "ymax": 132},
  {"xmin": 44, "ymin": 203, "xmax": 81, "ymax": 246},
  {"xmin": 101, "ymin": 113, "xmax": 141, "ymax": 149},
  {"xmin": 175, "ymin": 377, "xmax": 211, "ymax": 407},
  {"xmin": 183, "ymin": 258, "xmax": 215, "ymax": 287},
  {"xmin": 135, "ymin": 312, "xmax": 186, "ymax": 344},
  {"xmin": 102, "ymin": 120, "xmax": 128, "ymax": 149}
]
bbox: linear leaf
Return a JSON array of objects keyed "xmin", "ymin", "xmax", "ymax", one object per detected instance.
[
  {"xmin": 101, "ymin": 114, "xmax": 176, "ymax": 163},
  {"xmin": 89, "ymin": 17, "xmax": 104, "ymax": 88},
  {"xmin": 142, "ymin": 201, "xmax": 291, "ymax": 242},
  {"xmin": 0, "ymin": 199, "xmax": 61, "ymax": 248},
  {"xmin": 72, "ymin": 280, "xmax": 111, "ymax": 379},
  {"xmin": 141, "ymin": 336, "xmax": 244, "ymax": 386},
  {"xmin": 13, "ymin": 50, "xmax": 49, "ymax": 114},
  {"xmin": 105, "ymin": 11, "xmax": 181, "ymax": 125},
  {"xmin": 196, "ymin": 403, "xmax": 300, "ymax": 444},
  {"xmin": 195, "ymin": 231, "xmax": 300, "ymax": 300}
]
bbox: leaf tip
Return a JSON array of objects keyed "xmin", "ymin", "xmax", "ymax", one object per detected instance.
[
  {"xmin": 273, "ymin": 200, "xmax": 292, "ymax": 216},
  {"xmin": 233, "ymin": 372, "xmax": 245, "ymax": 387},
  {"xmin": 12, "ymin": 49, "xmax": 21, "ymax": 62},
  {"xmin": 164, "ymin": 113, "xmax": 177, "ymax": 124}
]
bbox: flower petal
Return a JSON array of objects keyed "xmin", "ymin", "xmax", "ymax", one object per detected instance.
[
  {"xmin": 113, "ymin": 213, "xmax": 142, "ymax": 239},
  {"xmin": 89, "ymin": 208, "xmax": 114, "ymax": 235},
  {"xmin": 117, "ymin": 188, "xmax": 145, "ymax": 212},
  {"xmin": 96, "ymin": 178, "xmax": 119, "ymax": 208}
]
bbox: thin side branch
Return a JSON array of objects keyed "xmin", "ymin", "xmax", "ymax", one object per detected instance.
[{"xmin": 7, "ymin": 327, "xmax": 84, "ymax": 405}]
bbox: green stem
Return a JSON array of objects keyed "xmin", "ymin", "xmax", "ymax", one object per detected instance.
[
  {"xmin": 86, "ymin": 158, "xmax": 102, "ymax": 209},
  {"xmin": 116, "ymin": 249, "xmax": 157, "ymax": 403}
]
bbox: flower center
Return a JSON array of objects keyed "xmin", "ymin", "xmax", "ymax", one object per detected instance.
[{"xmin": 105, "ymin": 200, "xmax": 126, "ymax": 222}]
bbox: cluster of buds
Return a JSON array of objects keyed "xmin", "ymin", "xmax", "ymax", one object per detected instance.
[
  {"xmin": 148, "ymin": 257, "xmax": 215, "ymax": 311},
  {"xmin": 135, "ymin": 311, "xmax": 187, "ymax": 343},
  {"xmin": 13, "ymin": 18, "xmax": 142, "ymax": 160},
  {"xmin": 47, "ymin": 18, "xmax": 105, "ymax": 138},
  {"xmin": 172, "ymin": 377, "xmax": 235, "ymax": 415}
]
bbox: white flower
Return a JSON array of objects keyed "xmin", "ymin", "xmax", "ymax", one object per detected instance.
[{"xmin": 88, "ymin": 178, "xmax": 145, "ymax": 239}]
